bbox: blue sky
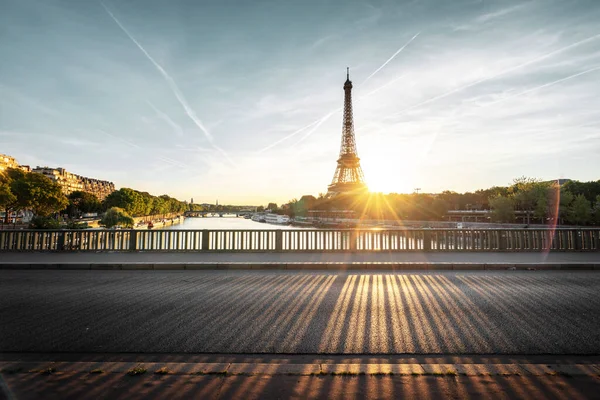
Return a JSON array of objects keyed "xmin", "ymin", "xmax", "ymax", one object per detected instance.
[{"xmin": 1, "ymin": 0, "xmax": 599, "ymax": 204}]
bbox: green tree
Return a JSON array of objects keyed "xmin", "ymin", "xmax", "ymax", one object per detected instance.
[
  {"xmin": 67, "ymin": 191, "xmax": 101, "ymax": 217},
  {"xmin": 100, "ymin": 207, "xmax": 134, "ymax": 229},
  {"xmin": 0, "ymin": 168, "xmax": 27, "ymax": 223},
  {"xmin": 568, "ymin": 194, "xmax": 591, "ymax": 225},
  {"xmin": 103, "ymin": 188, "xmax": 142, "ymax": 216},
  {"xmin": 0, "ymin": 181, "xmax": 17, "ymax": 220},
  {"xmin": 21, "ymin": 172, "xmax": 69, "ymax": 217},
  {"xmin": 509, "ymin": 177, "xmax": 550, "ymax": 224},
  {"xmin": 592, "ymin": 195, "xmax": 600, "ymax": 225},
  {"xmin": 430, "ymin": 198, "xmax": 449, "ymax": 220},
  {"xmin": 558, "ymin": 189, "xmax": 574, "ymax": 225},
  {"xmin": 29, "ymin": 216, "xmax": 61, "ymax": 229},
  {"xmin": 489, "ymin": 195, "xmax": 515, "ymax": 223},
  {"xmin": 266, "ymin": 203, "xmax": 278, "ymax": 211}
]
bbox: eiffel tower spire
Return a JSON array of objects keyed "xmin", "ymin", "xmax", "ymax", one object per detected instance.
[{"xmin": 327, "ymin": 68, "xmax": 367, "ymax": 196}]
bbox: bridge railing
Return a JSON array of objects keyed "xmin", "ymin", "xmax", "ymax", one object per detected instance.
[{"xmin": 1, "ymin": 228, "xmax": 599, "ymax": 252}]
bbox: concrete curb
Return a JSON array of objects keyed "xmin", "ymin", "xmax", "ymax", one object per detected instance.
[
  {"xmin": 1, "ymin": 262, "xmax": 599, "ymax": 271},
  {"xmin": 1, "ymin": 362, "xmax": 599, "ymax": 377}
]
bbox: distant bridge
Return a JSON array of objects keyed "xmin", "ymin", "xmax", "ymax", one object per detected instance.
[
  {"xmin": 184, "ymin": 211, "xmax": 253, "ymax": 218},
  {"xmin": 447, "ymin": 210, "xmax": 530, "ymax": 223}
]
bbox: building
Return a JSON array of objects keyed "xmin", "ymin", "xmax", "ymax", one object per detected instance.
[
  {"xmin": 0, "ymin": 154, "xmax": 30, "ymax": 173},
  {"xmin": 80, "ymin": 177, "xmax": 115, "ymax": 201},
  {"xmin": 31, "ymin": 167, "xmax": 115, "ymax": 200}
]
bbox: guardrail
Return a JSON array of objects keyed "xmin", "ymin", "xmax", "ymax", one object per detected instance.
[{"xmin": 1, "ymin": 228, "xmax": 599, "ymax": 252}]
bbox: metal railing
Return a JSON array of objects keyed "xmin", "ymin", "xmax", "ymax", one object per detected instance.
[{"xmin": 1, "ymin": 228, "xmax": 599, "ymax": 252}]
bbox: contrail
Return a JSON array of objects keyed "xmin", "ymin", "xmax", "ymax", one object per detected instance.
[
  {"xmin": 381, "ymin": 32, "xmax": 600, "ymax": 121},
  {"xmin": 146, "ymin": 100, "xmax": 184, "ymax": 137},
  {"xmin": 293, "ymin": 111, "xmax": 337, "ymax": 145},
  {"xmin": 362, "ymin": 32, "xmax": 420, "ymax": 84},
  {"xmin": 258, "ymin": 116, "xmax": 329, "ymax": 153},
  {"xmin": 257, "ymin": 33, "xmax": 418, "ymax": 152},
  {"xmin": 477, "ymin": 65, "xmax": 600, "ymax": 109},
  {"xmin": 100, "ymin": 2, "xmax": 235, "ymax": 165}
]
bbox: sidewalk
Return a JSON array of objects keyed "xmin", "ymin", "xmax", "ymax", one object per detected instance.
[
  {"xmin": 1, "ymin": 251, "xmax": 599, "ymax": 270},
  {"xmin": 2, "ymin": 359, "xmax": 599, "ymax": 399}
]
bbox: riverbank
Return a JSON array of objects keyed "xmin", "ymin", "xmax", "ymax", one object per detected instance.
[{"xmin": 133, "ymin": 214, "xmax": 183, "ymax": 230}]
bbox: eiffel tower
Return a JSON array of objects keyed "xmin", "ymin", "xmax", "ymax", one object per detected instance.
[{"xmin": 327, "ymin": 68, "xmax": 368, "ymax": 196}]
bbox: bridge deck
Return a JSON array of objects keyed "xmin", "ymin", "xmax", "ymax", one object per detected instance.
[{"xmin": 1, "ymin": 251, "xmax": 599, "ymax": 270}]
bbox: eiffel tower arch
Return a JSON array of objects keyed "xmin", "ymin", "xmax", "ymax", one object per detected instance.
[{"xmin": 327, "ymin": 68, "xmax": 368, "ymax": 197}]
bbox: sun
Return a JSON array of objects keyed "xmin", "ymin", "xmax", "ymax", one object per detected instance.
[{"xmin": 361, "ymin": 156, "xmax": 414, "ymax": 194}]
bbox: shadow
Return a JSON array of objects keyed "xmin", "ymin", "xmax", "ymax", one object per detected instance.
[{"xmin": 2, "ymin": 371, "xmax": 599, "ymax": 399}]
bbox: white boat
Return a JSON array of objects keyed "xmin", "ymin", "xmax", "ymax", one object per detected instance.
[
  {"xmin": 251, "ymin": 213, "xmax": 266, "ymax": 223},
  {"xmin": 264, "ymin": 213, "xmax": 290, "ymax": 225}
]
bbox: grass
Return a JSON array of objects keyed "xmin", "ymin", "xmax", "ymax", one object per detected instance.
[
  {"xmin": 90, "ymin": 369, "xmax": 104, "ymax": 374},
  {"xmin": 196, "ymin": 371, "xmax": 227, "ymax": 376},
  {"xmin": 127, "ymin": 366, "xmax": 147, "ymax": 376}
]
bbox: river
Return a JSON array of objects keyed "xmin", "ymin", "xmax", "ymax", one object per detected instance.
[{"xmin": 166, "ymin": 215, "xmax": 303, "ymax": 230}]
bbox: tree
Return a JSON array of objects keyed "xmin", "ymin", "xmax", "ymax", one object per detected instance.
[
  {"xmin": 21, "ymin": 172, "xmax": 69, "ymax": 217},
  {"xmin": 103, "ymin": 188, "xmax": 142, "ymax": 216},
  {"xmin": 489, "ymin": 196, "xmax": 515, "ymax": 223},
  {"xmin": 592, "ymin": 195, "xmax": 600, "ymax": 225},
  {"xmin": 568, "ymin": 194, "xmax": 591, "ymax": 225},
  {"xmin": 430, "ymin": 198, "xmax": 449, "ymax": 220},
  {"xmin": 67, "ymin": 191, "xmax": 101, "ymax": 217},
  {"xmin": 266, "ymin": 203, "xmax": 278, "ymax": 211},
  {"xmin": 1, "ymin": 169, "xmax": 68, "ymax": 220},
  {"xmin": 509, "ymin": 177, "xmax": 550, "ymax": 224},
  {"xmin": 29, "ymin": 216, "xmax": 61, "ymax": 229},
  {"xmin": 558, "ymin": 189, "xmax": 574, "ymax": 225},
  {"xmin": 0, "ymin": 181, "xmax": 16, "ymax": 219},
  {"xmin": 1, "ymin": 168, "xmax": 27, "ymax": 223},
  {"xmin": 100, "ymin": 207, "xmax": 134, "ymax": 229}
]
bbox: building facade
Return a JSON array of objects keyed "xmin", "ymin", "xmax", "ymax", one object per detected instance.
[
  {"xmin": 32, "ymin": 167, "xmax": 115, "ymax": 200},
  {"xmin": 0, "ymin": 154, "xmax": 30, "ymax": 173}
]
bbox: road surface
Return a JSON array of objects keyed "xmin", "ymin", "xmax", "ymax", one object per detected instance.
[{"xmin": 1, "ymin": 270, "xmax": 599, "ymax": 354}]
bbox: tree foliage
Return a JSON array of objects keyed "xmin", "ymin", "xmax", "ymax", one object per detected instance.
[
  {"xmin": 67, "ymin": 191, "xmax": 101, "ymax": 217},
  {"xmin": 1, "ymin": 168, "xmax": 68, "ymax": 222},
  {"xmin": 489, "ymin": 196, "xmax": 515, "ymax": 223},
  {"xmin": 102, "ymin": 188, "xmax": 187, "ymax": 217},
  {"xmin": 100, "ymin": 207, "xmax": 134, "ymax": 229},
  {"xmin": 280, "ymin": 178, "xmax": 600, "ymax": 226}
]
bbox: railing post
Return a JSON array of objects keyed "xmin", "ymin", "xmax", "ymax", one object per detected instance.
[
  {"xmin": 350, "ymin": 230, "xmax": 357, "ymax": 251},
  {"xmin": 201, "ymin": 229, "xmax": 210, "ymax": 251},
  {"xmin": 129, "ymin": 230, "xmax": 137, "ymax": 251},
  {"xmin": 275, "ymin": 230, "xmax": 283, "ymax": 251},
  {"xmin": 57, "ymin": 231, "xmax": 65, "ymax": 251},
  {"xmin": 423, "ymin": 230, "xmax": 431, "ymax": 251},
  {"xmin": 498, "ymin": 230, "xmax": 507, "ymax": 251},
  {"xmin": 573, "ymin": 229, "xmax": 582, "ymax": 250}
]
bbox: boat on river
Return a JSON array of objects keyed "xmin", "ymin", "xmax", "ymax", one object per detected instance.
[{"xmin": 264, "ymin": 213, "xmax": 290, "ymax": 225}]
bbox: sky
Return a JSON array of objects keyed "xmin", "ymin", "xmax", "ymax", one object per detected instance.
[{"xmin": 1, "ymin": 0, "xmax": 600, "ymax": 205}]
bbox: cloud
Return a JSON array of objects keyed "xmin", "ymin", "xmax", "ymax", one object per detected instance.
[{"xmin": 379, "ymin": 31, "xmax": 600, "ymax": 123}]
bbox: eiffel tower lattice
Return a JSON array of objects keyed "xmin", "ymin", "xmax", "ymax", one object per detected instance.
[{"xmin": 327, "ymin": 68, "xmax": 368, "ymax": 196}]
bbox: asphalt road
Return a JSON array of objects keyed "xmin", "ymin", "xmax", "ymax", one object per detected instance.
[{"xmin": 1, "ymin": 270, "xmax": 599, "ymax": 354}]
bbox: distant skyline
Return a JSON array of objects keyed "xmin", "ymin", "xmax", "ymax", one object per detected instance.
[{"xmin": 1, "ymin": 0, "xmax": 600, "ymax": 204}]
